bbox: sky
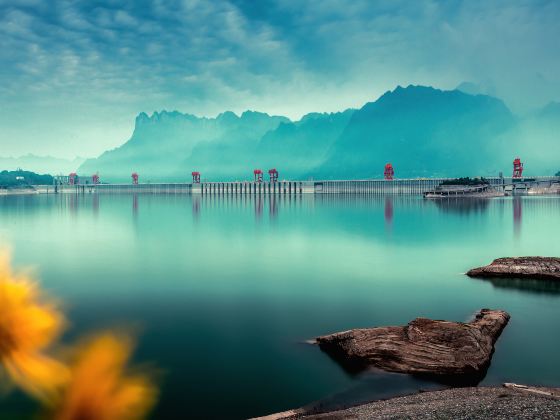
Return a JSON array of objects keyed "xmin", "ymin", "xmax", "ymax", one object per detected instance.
[{"xmin": 1, "ymin": 0, "xmax": 559, "ymax": 159}]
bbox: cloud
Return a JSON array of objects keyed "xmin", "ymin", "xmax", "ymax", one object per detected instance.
[{"xmin": 0, "ymin": 0, "xmax": 559, "ymax": 158}]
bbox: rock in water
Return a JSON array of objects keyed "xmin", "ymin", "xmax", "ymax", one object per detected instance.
[
  {"xmin": 315, "ymin": 309, "xmax": 509, "ymax": 379},
  {"xmin": 467, "ymin": 257, "xmax": 560, "ymax": 281}
]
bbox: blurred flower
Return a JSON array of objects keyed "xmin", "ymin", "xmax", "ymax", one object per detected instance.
[
  {"xmin": 0, "ymin": 251, "xmax": 158, "ymax": 418},
  {"xmin": 53, "ymin": 333, "xmax": 157, "ymax": 420},
  {"xmin": 0, "ymin": 252, "xmax": 69, "ymax": 401}
]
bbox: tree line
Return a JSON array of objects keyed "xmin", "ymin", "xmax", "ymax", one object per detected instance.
[{"xmin": 0, "ymin": 170, "xmax": 53, "ymax": 188}]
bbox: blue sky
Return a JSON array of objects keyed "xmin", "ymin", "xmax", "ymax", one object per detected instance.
[{"xmin": 1, "ymin": 0, "xmax": 559, "ymax": 158}]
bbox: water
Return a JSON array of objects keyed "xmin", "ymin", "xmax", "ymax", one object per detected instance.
[{"xmin": 1, "ymin": 193, "xmax": 559, "ymax": 419}]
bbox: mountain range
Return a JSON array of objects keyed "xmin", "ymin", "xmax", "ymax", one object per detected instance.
[
  {"xmin": 78, "ymin": 85, "xmax": 560, "ymax": 182},
  {"xmin": 0, "ymin": 154, "xmax": 85, "ymax": 176}
]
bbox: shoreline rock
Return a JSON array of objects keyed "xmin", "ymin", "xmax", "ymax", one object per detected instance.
[
  {"xmin": 253, "ymin": 385, "xmax": 560, "ymax": 419},
  {"xmin": 313, "ymin": 309, "xmax": 509, "ymax": 379},
  {"xmin": 467, "ymin": 257, "xmax": 560, "ymax": 281}
]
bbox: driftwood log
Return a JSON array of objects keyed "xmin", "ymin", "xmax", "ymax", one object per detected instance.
[
  {"xmin": 314, "ymin": 309, "xmax": 509, "ymax": 380},
  {"xmin": 467, "ymin": 257, "xmax": 560, "ymax": 281}
]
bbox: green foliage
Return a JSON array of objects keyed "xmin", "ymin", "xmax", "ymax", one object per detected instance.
[
  {"xmin": 440, "ymin": 177, "xmax": 489, "ymax": 186},
  {"xmin": 0, "ymin": 170, "xmax": 53, "ymax": 188},
  {"xmin": 556, "ymin": 170, "xmax": 560, "ymax": 177}
]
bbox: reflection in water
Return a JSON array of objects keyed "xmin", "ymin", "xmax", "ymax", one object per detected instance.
[
  {"xmin": 473, "ymin": 276, "xmax": 560, "ymax": 295},
  {"xmin": 269, "ymin": 195, "xmax": 278, "ymax": 220},
  {"xmin": 68, "ymin": 194, "xmax": 78, "ymax": 216},
  {"xmin": 384, "ymin": 197, "xmax": 393, "ymax": 230},
  {"xmin": 254, "ymin": 196, "xmax": 263, "ymax": 221},
  {"xmin": 187, "ymin": 194, "xmax": 284, "ymax": 223},
  {"xmin": 513, "ymin": 196, "xmax": 522, "ymax": 239},
  {"xmin": 191, "ymin": 193, "xmax": 291, "ymax": 221},
  {"xmin": 432, "ymin": 198, "xmax": 490, "ymax": 215},
  {"xmin": 1, "ymin": 193, "xmax": 560, "ymax": 420},
  {"xmin": 192, "ymin": 194, "xmax": 200, "ymax": 221},
  {"xmin": 184, "ymin": 193, "xmax": 531, "ymax": 231},
  {"xmin": 132, "ymin": 194, "xmax": 139, "ymax": 219},
  {"xmin": 92, "ymin": 193, "xmax": 99, "ymax": 217}
]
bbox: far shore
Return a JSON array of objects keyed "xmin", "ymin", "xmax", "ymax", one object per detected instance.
[
  {"xmin": 0, "ymin": 188, "xmax": 39, "ymax": 195},
  {"xmin": 0, "ymin": 185, "xmax": 57, "ymax": 195}
]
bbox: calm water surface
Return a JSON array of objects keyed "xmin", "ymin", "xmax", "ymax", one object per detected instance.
[{"xmin": 1, "ymin": 193, "xmax": 559, "ymax": 419}]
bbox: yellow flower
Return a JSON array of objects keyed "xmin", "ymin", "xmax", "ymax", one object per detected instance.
[
  {"xmin": 0, "ymin": 251, "xmax": 158, "ymax": 418},
  {"xmin": 53, "ymin": 333, "xmax": 157, "ymax": 420},
  {"xmin": 0, "ymin": 252, "xmax": 69, "ymax": 401}
]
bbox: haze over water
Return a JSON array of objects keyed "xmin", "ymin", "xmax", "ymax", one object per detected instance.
[{"xmin": 1, "ymin": 193, "xmax": 559, "ymax": 419}]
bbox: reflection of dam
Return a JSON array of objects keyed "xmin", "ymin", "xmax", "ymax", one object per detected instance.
[
  {"xmin": 384, "ymin": 197, "xmax": 393, "ymax": 226},
  {"xmin": 513, "ymin": 196, "xmax": 522, "ymax": 238},
  {"xmin": 432, "ymin": 198, "xmax": 491, "ymax": 214},
  {"xmin": 50, "ymin": 189, "xmax": 559, "ymax": 235},
  {"xmin": 50, "ymin": 176, "xmax": 559, "ymax": 195}
]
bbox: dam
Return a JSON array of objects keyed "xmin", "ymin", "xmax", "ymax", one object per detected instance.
[
  {"xmin": 47, "ymin": 176, "xmax": 559, "ymax": 195},
  {"xmin": 45, "ymin": 158, "xmax": 559, "ymax": 196}
]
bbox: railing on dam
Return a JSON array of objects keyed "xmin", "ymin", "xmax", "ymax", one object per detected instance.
[
  {"xmin": 51, "ymin": 176, "xmax": 559, "ymax": 195},
  {"xmin": 94, "ymin": 183, "xmax": 192, "ymax": 194},
  {"xmin": 195, "ymin": 181, "xmax": 309, "ymax": 195},
  {"xmin": 315, "ymin": 178, "xmax": 445, "ymax": 194}
]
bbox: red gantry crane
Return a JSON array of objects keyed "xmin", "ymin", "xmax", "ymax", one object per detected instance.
[
  {"xmin": 69, "ymin": 172, "xmax": 77, "ymax": 185},
  {"xmin": 92, "ymin": 173, "xmax": 100, "ymax": 184},
  {"xmin": 131, "ymin": 172, "xmax": 139, "ymax": 185},
  {"xmin": 192, "ymin": 171, "xmax": 201, "ymax": 183},
  {"xmin": 512, "ymin": 158, "xmax": 524, "ymax": 179},
  {"xmin": 254, "ymin": 169, "xmax": 263, "ymax": 183},
  {"xmin": 384, "ymin": 163, "xmax": 394, "ymax": 180},
  {"xmin": 268, "ymin": 168, "xmax": 278, "ymax": 182}
]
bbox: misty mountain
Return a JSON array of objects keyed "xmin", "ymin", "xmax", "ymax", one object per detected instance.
[
  {"xmin": 79, "ymin": 111, "xmax": 288, "ymax": 181},
  {"xmin": 0, "ymin": 154, "xmax": 85, "ymax": 175},
  {"xmin": 178, "ymin": 109, "xmax": 355, "ymax": 180},
  {"xmin": 78, "ymin": 85, "xmax": 559, "ymax": 182},
  {"xmin": 455, "ymin": 81, "xmax": 487, "ymax": 96},
  {"xmin": 178, "ymin": 111, "xmax": 293, "ymax": 180},
  {"xmin": 511, "ymin": 101, "xmax": 560, "ymax": 176},
  {"xmin": 317, "ymin": 86, "xmax": 516, "ymax": 178},
  {"xmin": 255, "ymin": 110, "xmax": 355, "ymax": 177},
  {"xmin": 537, "ymin": 102, "xmax": 560, "ymax": 120}
]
